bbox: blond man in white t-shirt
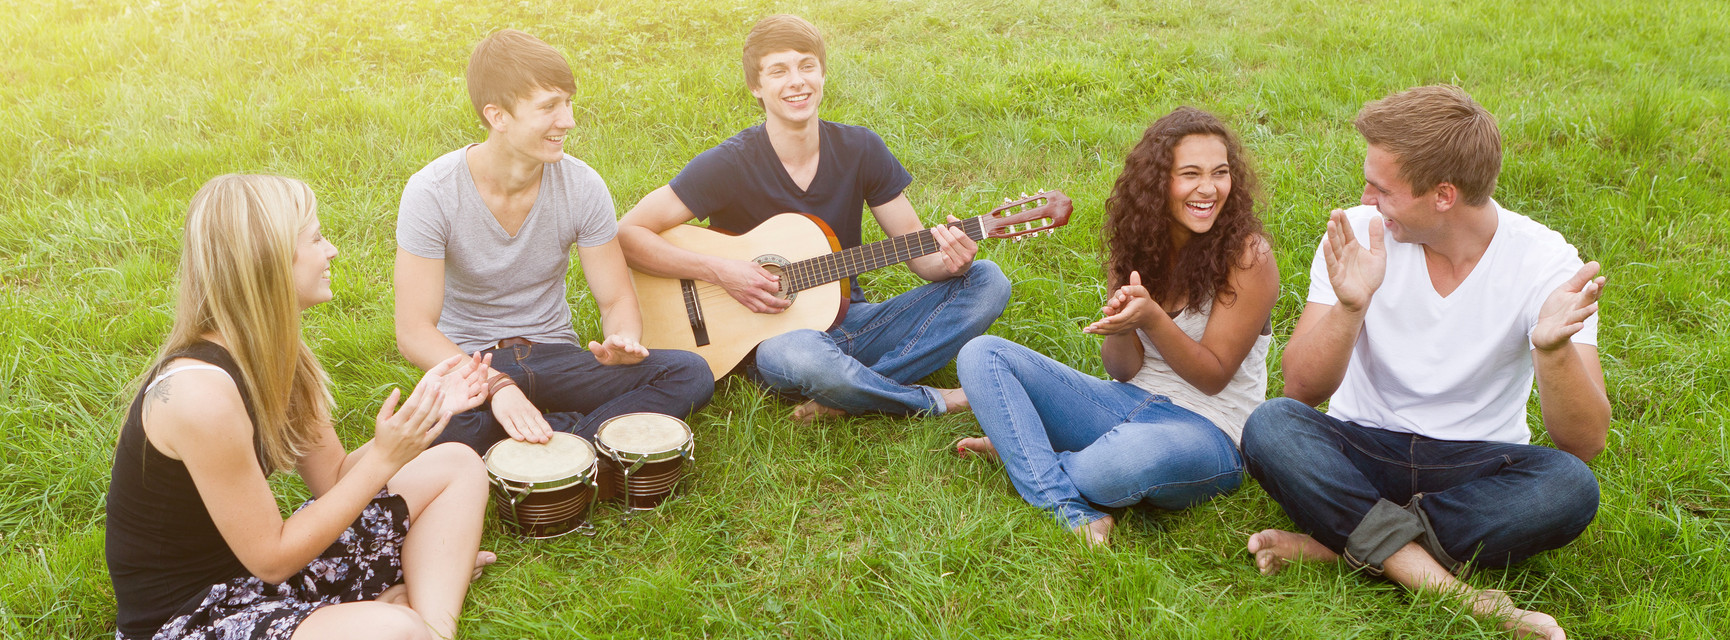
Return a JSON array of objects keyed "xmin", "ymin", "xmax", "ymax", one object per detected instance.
[{"xmin": 1241, "ymin": 86, "xmax": 1608, "ymax": 640}]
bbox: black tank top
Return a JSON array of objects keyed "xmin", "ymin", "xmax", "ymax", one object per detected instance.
[{"xmin": 106, "ymin": 341, "xmax": 268, "ymax": 639}]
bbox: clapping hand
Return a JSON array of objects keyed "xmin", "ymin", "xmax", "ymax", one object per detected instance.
[
  {"xmin": 373, "ymin": 372, "xmax": 450, "ymax": 466},
  {"xmin": 1532, "ymin": 261, "xmax": 1606, "ymax": 352},
  {"xmin": 1324, "ymin": 209, "xmax": 1386, "ymax": 312},
  {"xmin": 589, "ymin": 334, "xmax": 649, "ymax": 366},
  {"xmin": 430, "ymin": 351, "xmax": 492, "ymax": 417},
  {"xmin": 1084, "ymin": 271, "xmax": 1158, "ymax": 336}
]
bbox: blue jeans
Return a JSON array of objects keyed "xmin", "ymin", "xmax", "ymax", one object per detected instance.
[
  {"xmin": 751, "ymin": 260, "xmax": 1010, "ymax": 416},
  {"xmin": 1242, "ymin": 397, "xmax": 1599, "ymax": 573},
  {"xmin": 956, "ymin": 336, "xmax": 1244, "ymax": 529},
  {"xmin": 434, "ymin": 342, "xmax": 714, "ymax": 454}
]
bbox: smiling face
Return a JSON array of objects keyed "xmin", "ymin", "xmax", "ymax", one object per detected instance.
[
  {"xmin": 1361, "ymin": 143, "xmax": 1443, "ymax": 244},
  {"xmin": 1165, "ymin": 134, "xmax": 1232, "ymax": 243},
  {"xmin": 491, "ymin": 86, "xmax": 577, "ymax": 164},
  {"xmin": 750, "ymin": 49, "xmax": 824, "ymax": 127},
  {"xmin": 292, "ymin": 216, "xmax": 338, "ymax": 310}
]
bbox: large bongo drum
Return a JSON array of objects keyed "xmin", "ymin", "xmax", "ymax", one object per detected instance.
[
  {"xmin": 594, "ymin": 412, "xmax": 695, "ymax": 511},
  {"xmin": 483, "ymin": 432, "xmax": 597, "ymax": 538}
]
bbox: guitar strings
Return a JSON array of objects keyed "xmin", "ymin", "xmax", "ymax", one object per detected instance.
[{"xmin": 672, "ymin": 216, "xmax": 1011, "ymax": 306}]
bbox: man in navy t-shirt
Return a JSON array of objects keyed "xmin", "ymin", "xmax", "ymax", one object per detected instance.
[{"xmin": 618, "ymin": 14, "xmax": 1010, "ymax": 422}]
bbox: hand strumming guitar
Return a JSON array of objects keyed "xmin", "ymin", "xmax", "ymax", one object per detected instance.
[{"xmin": 712, "ymin": 258, "xmax": 792, "ymax": 314}]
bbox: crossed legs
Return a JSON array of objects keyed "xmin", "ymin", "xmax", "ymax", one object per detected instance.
[
  {"xmin": 1241, "ymin": 398, "xmax": 1599, "ymax": 639},
  {"xmin": 292, "ymin": 443, "xmax": 491, "ymax": 640}
]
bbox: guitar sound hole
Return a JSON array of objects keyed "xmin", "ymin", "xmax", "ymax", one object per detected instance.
[{"xmin": 754, "ymin": 259, "xmax": 795, "ymax": 302}]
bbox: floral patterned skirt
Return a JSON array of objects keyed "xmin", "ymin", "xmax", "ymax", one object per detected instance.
[{"xmin": 135, "ymin": 491, "xmax": 410, "ymax": 640}]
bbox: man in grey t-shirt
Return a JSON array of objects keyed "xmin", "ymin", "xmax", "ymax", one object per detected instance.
[{"xmin": 394, "ymin": 29, "xmax": 711, "ymax": 453}]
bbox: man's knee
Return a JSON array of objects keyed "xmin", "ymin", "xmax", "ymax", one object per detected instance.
[
  {"xmin": 962, "ymin": 260, "xmax": 1012, "ymax": 314},
  {"xmin": 1523, "ymin": 447, "xmax": 1601, "ymax": 533},
  {"xmin": 653, "ymin": 349, "xmax": 715, "ymax": 412},
  {"xmin": 753, "ymin": 329, "xmax": 837, "ymax": 392},
  {"xmin": 1241, "ymin": 397, "xmax": 1325, "ymax": 467}
]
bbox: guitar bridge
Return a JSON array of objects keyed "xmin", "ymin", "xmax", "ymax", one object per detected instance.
[{"xmin": 680, "ymin": 279, "xmax": 710, "ymax": 347}]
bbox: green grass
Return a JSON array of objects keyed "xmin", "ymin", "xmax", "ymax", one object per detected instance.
[{"xmin": 3, "ymin": 0, "xmax": 1728, "ymax": 637}]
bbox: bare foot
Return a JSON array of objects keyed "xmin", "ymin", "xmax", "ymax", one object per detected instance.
[
  {"xmin": 939, "ymin": 388, "xmax": 971, "ymax": 414},
  {"xmin": 374, "ymin": 551, "xmax": 495, "ymax": 607},
  {"xmin": 953, "ymin": 436, "xmax": 998, "ymax": 461},
  {"xmin": 791, "ymin": 400, "xmax": 847, "ymax": 423},
  {"xmin": 1246, "ymin": 529, "xmax": 1338, "ymax": 576},
  {"xmin": 1076, "ymin": 515, "xmax": 1114, "ymax": 547},
  {"xmin": 1470, "ymin": 589, "xmax": 1567, "ymax": 639},
  {"xmin": 473, "ymin": 550, "xmax": 497, "ymax": 581}
]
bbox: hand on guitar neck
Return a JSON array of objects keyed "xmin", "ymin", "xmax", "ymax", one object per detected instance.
[{"xmin": 925, "ymin": 215, "xmax": 980, "ymax": 278}]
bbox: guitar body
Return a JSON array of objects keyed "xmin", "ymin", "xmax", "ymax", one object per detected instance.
[{"xmin": 633, "ymin": 213, "xmax": 847, "ymax": 379}]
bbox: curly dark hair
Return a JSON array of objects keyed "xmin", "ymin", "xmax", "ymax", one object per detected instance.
[{"xmin": 1104, "ymin": 107, "xmax": 1268, "ymax": 313}]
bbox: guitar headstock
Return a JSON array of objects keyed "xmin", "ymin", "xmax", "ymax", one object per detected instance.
[{"xmin": 981, "ymin": 190, "xmax": 1073, "ymax": 241}]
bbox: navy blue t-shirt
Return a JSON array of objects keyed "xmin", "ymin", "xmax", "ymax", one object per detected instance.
[{"xmin": 669, "ymin": 120, "xmax": 913, "ymax": 302}]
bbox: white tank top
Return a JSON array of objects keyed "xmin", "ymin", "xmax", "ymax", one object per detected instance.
[{"xmin": 1127, "ymin": 300, "xmax": 1270, "ymax": 446}]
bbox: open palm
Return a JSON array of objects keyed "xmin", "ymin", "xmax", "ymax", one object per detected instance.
[{"xmin": 1324, "ymin": 209, "xmax": 1387, "ymax": 311}]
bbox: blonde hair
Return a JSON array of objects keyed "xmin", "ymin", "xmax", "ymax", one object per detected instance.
[
  {"xmin": 1353, "ymin": 85, "xmax": 1502, "ymax": 206},
  {"xmin": 154, "ymin": 174, "xmax": 334, "ymax": 472}
]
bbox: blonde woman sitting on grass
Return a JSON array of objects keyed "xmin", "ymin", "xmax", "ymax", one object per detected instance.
[{"xmin": 106, "ymin": 175, "xmax": 495, "ymax": 640}]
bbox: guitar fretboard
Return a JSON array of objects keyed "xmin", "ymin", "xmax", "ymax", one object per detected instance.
[{"xmin": 783, "ymin": 217, "xmax": 987, "ymax": 293}]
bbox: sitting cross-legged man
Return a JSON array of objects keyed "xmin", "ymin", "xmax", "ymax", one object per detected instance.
[
  {"xmin": 1241, "ymin": 85, "xmax": 1609, "ymax": 640},
  {"xmin": 617, "ymin": 15, "xmax": 1009, "ymax": 422},
  {"xmin": 394, "ymin": 29, "xmax": 713, "ymax": 453}
]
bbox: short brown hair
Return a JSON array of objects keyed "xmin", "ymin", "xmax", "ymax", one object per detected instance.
[
  {"xmin": 1353, "ymin": 85, "xmax": 1502, "ymax": 206},
  {"xmin": 466, "ymin": 29, "xmax": 577, "ymax": 128},
  {"xmin": 742, "ymin": 15, "xmax": 826, "ymax": 91}
]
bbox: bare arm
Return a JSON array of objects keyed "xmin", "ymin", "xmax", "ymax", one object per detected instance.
[
  {"xmin": 151, "ymin": 367, "xmax": 451, "ymax": 583},
  {"xmin": 1087, "ymin": 240, "xmax": 1279, "ymax": 393},
  {"xmin": 394, "ymin": 248, "xmax": 551, "ymax": 442},
  {"xmin": 1283, "ymin": 210, "xmax": 1386, "ymax": 406},
  {"xmin": 393, "ymin": 249, "xmax": 465, "ymax": 371},
  {"xmin": 617, "ymin": 185, "xmax": 788, "ymax": 314},
  {"xmin": 870, "ymin": 194, "xmax": 978, "ymax": 283},
  {"xmin": 1531, "ymin": 262, "xmax": 1610, "ymax": 461},
  {"xmin": 575, "ymin": 238, "xmax": 650, "ymax": 365}
]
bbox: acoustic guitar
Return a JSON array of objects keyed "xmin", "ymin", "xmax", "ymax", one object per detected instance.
[{"xmin": 632, "ymin": 190, "xmax": 1074, "ymax": 379}]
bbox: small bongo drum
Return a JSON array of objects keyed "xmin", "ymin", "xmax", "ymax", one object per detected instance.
[
  {"xmin": 483, "ymin": 432, "xmax": 598, "ymax": 539},
  {"xmin": 594, "ymin": 412, "xmax": 695, "ymax": 511}
]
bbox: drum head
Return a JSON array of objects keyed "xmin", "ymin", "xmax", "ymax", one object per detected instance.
[
  {"xmin": 596, "ymin": 412, "xmax": 692, "ymax": 456},
  {"xmin": 485, "ymin": 432, "xmax": 596, "ymax": 484}
]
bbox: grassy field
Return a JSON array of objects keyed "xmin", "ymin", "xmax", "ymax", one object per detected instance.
[{"xmin": 3, "ymin": 0, "xmax": 1728, "ymax": 637}]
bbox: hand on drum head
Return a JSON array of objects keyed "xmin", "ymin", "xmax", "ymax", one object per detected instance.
[
  {"xmin": 374, "ymin": 373, "xmax": 451, "ymax": 467},
  {"xmin": 490, "ymin": 385, "xmax": 554, "ymax": 444}
]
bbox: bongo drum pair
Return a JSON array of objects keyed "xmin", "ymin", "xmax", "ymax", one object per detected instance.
[{"xmin": 483, "ymin": 412, "xmax": 694, "ymax": 539}]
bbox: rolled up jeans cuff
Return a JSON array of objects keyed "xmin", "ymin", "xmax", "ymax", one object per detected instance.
[
  {"xmin": 1405, "ymin": 493, "xmax": 1463, "ymax": 575},
  {"xmin": 1343, "ymin": 499, "xmax": 1425, "ymax": 575}
]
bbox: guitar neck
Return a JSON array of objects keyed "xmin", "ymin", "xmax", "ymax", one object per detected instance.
[{"xmin": 783, "ymin": 217, "xmax": 987, "ymax": 293}]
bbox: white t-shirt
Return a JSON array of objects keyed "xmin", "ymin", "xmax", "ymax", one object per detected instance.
[{"xmin": 1308, "ymin": 203, "xmax": 1598, "ymax": 444}]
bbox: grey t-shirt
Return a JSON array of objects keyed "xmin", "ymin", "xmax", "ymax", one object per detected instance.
[{"xmin": 396, "ymin": 146, "xmax": 618, "ymax": 353}]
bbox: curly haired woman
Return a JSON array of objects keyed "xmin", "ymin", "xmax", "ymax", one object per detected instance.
[
  {"xmin": 956, "ymin": 108, "xmax": 1279, "ymax": 545},
  {"xmin": 107, "ymin": 175, "xmax": 496, "ymax": 639}
]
